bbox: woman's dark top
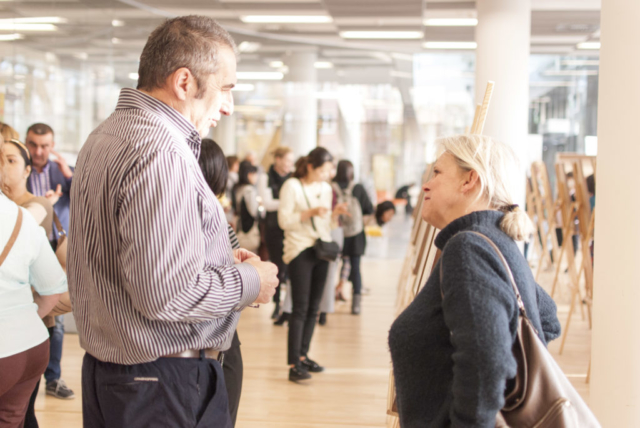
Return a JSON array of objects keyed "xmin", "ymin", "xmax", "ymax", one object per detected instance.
[
  {"xmin": 388, "ymin": 211, "xmax": 561, "ymax": 428},
  {"xmin": 337, "ymin": 182, "xmax": 374, "ymax": 256},
  {"xmin": 265, "ymin": 165, "xmax": 290, "ymax": 230}
]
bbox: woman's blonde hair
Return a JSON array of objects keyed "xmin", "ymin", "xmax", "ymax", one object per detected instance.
[
  {"xmin": 0, "ymin": 122, "xmax": 19, "ymax": 142},
  {"xmin": 436, "ymin": 134, "xmax": 534, "ymax": 241}
]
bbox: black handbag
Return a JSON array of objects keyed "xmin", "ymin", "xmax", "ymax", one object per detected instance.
[{"xmin": 299, "ymin": 179, "xmax": 340, "ymax": 262}]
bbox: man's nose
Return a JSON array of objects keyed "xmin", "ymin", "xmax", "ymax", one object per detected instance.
[{"xmin": 221, "ymin": 92, "xmax": 234, "ymax": 116}]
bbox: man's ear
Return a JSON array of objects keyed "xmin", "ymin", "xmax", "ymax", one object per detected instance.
[
  {"xmin": 167, "ymin": 67, "xmax": 194, "ymax": 101},
  {"xmin": 461, "ymin": 169, "xmax": 480, "ymax": 194}
]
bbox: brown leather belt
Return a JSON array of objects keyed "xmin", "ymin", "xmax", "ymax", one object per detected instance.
[{"xmin": 162, "ymin": 348, "xmax": 224, "ymax": 365}]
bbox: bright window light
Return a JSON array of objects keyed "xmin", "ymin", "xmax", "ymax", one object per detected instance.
[
  {"xmin": 269, "ymin": 61, "xmax": 284, "ymax": 68},
  {"xmin": 241, "ymin": 15, "xmax": 332, "ymax": 24},
  {"xmin": 0, "ymin": 33, "xmax": 23, "ymax": 41},
  {"xmin": 340, "ymin": 31, "xmax": 423, "ymax": 39},
  {"xmin": 232, "ymin": 83, "xmax": 255, "ymax": 92},
  {"xmin": 128, "ymin": 73, "xmax": 139, "ymax": 80},
  {"xmin": 577, "ymin": 42, "xmax": 600, "ymax": 50},
  {"xmin": 561, "ymin": 59, "xmax": 599, "ymax": 66},
  {"xmin": 0, "ymin": 17, "xmax": 66, "ymax": 24},
  {"xmin": 543, "ymin": 70, "xmax": 598, "ymax": 76},
  {"xmin": 0, "ymin": 23, "xmax": 57, "ymax": 31},
  {"xmin": 236, "ymin": 71, "xmax": 284, "ymax": 80},
  {"xmin": 314, "ymin": 61, "xmax": 333, "ymax": 69},
  {"xmin": 423, "ymin": 41, "xmax": 477, "ymax": 49},
  {"xmin": 585, "ymin": 136, "xmax": 597, "ymax": 156},
  {"xmin": 424, "ymin": 18, "xmax": 477, "ymax": 26},
  {"xmin": 238, "ymin": 41, "xmax": 261, "ymax": 53}
]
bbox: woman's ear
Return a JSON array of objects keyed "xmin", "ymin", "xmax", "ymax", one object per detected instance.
[
  {"xmin": 460, "ymin": 169, "xmax": 480, "ymax": 194},
  {"xmin": 24, "ymin": 165, "xmax": 32, "ymax": 178}
]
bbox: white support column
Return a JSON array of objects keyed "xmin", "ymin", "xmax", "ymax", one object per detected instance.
[
  {"xmin": 590, "ymin": 0, "xmax": 640, "ymax": 425},
  {"xmin": 211, "ymin": 114, "xmax": 237, "ymax": 155},
  {"xmin": 475, "ymin": 0, "xmax": 531, "ymax": 206},
  {"xmin": 281, "ymin": 51, "xmax": 318, "ymax": 158}
]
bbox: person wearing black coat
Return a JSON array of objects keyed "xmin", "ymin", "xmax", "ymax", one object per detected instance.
[{"xmin": 389, "ymin": 134, "xmax": 561, "ymax": 428}]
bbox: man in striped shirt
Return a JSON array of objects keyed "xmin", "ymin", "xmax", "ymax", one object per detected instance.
[{"xmin": 68, "ymin": 16, "xmax": 278, "ymax": 427}]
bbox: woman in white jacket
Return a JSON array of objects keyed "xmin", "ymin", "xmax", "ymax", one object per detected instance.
[{"xmin": 278, "ymin": 147, "xmax": 348, "ymax": 382}]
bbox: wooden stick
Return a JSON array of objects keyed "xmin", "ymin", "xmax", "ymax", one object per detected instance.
[
  {"xmin": 470, "ymin": 104, "xmax": 481, "ymax": 134},
  {"xmin": 472, "ymin": 81, "xmax": 495, "ymax": 134}
]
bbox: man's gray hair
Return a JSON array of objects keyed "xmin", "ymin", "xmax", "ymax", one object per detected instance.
[{"xmin": 137, "ymin": 15, "xmax": 238, "ymax": 98}]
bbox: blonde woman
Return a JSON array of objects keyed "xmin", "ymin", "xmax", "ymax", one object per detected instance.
[{"xmin": 388, "ymin": 135, "xmax": 561, "ymax": 427}]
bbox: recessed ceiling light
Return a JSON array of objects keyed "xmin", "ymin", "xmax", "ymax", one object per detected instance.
[
  {"xmin": 576, "ymin": 42, "xmax": 600, "ymax": 50},
  {"xmin": 241, "ymin": 15, "xmax": 332, "ymax": 24},
  {"xmin": 0, "ymin": 33, "xmax": 23, "ymax": 41},
  {"xmin": 73, "ymin": 53, "xmax": 88, "ymax": 60},
  {"xmin": 561, "ymin": 59, "xmax": 599, "ymax": 66},
  {"xmin": 269, "ymin": 61, "xmax": 284, "ymax": 68},
  {"xmin": 424, "ymin": 18, "xmax": 477, "ymax": 26},
  {"xmin": 340, "ymin": 31, "xmax": 423, "ymax": 39},
  {"xmin": 238, "ymin": 41, "xmax": 262, "ymax": 53},
  {"xmin": 314, "ymin": 61, "xmax": 333, "ymax": 69},
  {"xmin": 0, "ymin": 17, "xmax": 66, "ymax": 24},
  {"xmin": 543, "ymin": 70, "xmax": 599, "ymax": 76},
  {"xmin": 423, "ymin": 41, "xmax": 477, "ymax": 49},
  {"xmin": 128, "ymin": 72, "xmax": 139, "ymax": 80},
  {"xmin": 112, "ymin": 19, "xmax": 125, "ymax": 27},
  {"xmin": 232, "ymin": 83, "xmax": 255, "ymax": 92},
  {"xmin": 0, "ymin": 23, "xmax": 57, "ymax": 31},
  {"xmin": 111, "ymin": 37, "xmax": 121, "ymax": 44},
  {"xmin": 236, "ymin": 71, "xmax": 284, "ymax": 80}
]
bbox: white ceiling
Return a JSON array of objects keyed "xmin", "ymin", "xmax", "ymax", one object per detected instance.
[{"xmin": 0, "ymin": 0, "xmax": 600, "ymax": 85}]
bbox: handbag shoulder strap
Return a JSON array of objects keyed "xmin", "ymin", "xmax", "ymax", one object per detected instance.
[
  {"xmin": 440, "ymin": 230, "xmax": 527, "ymax": 317},
  {"xmin": 1, "ymin": 208, "xmax": 23, "ymax": 267},
  {"xmin": 298, "ymin": 178, "xmax": 318, "ymax": 233}
]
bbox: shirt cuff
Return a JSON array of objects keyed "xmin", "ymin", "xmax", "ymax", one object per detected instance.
[{"xmin": 234, "ymin": 263, "xmax": 261, "ymax": 309}]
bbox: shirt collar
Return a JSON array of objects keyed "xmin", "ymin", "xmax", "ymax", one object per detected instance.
[
  {"xmin": 116, "ymin": 88, "xmax": 202, "ymax": 158},
  {"xmin": 33, "ymin": 161, "xmax": 51, "ymax": 176},
  {"xmin": 434, "ymin": 210, "xmax": 505, "ymax": 250}
]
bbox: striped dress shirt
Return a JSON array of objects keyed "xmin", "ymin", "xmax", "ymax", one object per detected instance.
[
  {"xmin": 68, "ymin": 88, "xmax": 260, "ymax": 365},
  {"xmin": 29, "ymin": 162, "xmax": 51, "ymax": 197}
]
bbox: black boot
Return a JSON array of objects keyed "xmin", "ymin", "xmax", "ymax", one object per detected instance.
[
  {"xmin": 274, "ymin": 312, "xmax": 290, "ymax": 326},
  {"xmin": 271, "ymin": 301, "xmax": 280, "ymax": 319},
  {"xmin": 352, "ymin": 294, "xmax": 361, "ymax": 315},
  {"xmin": 318, "ymin": 312, "xmax": 327, "ymax": 326}
]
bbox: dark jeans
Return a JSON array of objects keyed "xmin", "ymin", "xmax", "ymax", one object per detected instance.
[
  {"xmin": 265, "ymin": 224, "xmax": 287, "ymax": 304},
  {"xmin": 44, "ymin": 316, "xmax": 64, "ymax": 384},
  {"xmin": 348, "ymin": 255, "xmax": 363, "ymax": 295},
  {"xmin": 287, "ymin": 247, "xmax": 329, "ymax": 365},
  {"xmin": 82, "ymin": 352, "xmax": 231, "ymax": 428},
  {"xmin": 223, "ymin": 331, "xmax": 243, "ymax": 427},
  {"xmin": 0, "ymin": 340, "xmax": 49, "ymax": 428}
]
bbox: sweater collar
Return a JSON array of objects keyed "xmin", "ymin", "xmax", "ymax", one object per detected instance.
[{"xmin": 434, "ymin": 210, "xmax": 504, "ymax": 250}]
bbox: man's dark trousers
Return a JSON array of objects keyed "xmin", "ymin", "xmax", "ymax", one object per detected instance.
[{"xmin": 82, "ymin": 352, "xmax": 232, "ymax": 428}]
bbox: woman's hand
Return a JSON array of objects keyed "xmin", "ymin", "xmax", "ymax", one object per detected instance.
[
  {"xmin": 332, "ymin": 203, "xmax": 351, "ymax": 220},
  {"xmin": 33, "ymin": 292, "xmax": 62, "ymax": 318},
  {"xmin": 233, "ymin": 248, "xmax": 259, "ymax": 264},
  {"xmin": 300, "ymin": 206, "xmax": 329, "ymax": 222},
  {"xmin": 45, "ymin": 184, "xmax": 63, "ymax": 206}
]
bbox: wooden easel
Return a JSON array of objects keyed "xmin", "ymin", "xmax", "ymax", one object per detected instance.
[{"xmin": 387, "ymin": 81, "xmax": 495, "ymax": 427}]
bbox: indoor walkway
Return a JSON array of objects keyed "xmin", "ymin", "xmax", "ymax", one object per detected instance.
[{"xmin": 33, "ymin": 213, "xmax": 591, "ymax": 427}]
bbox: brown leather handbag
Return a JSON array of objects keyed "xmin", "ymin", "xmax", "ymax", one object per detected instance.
[{"xmin": 458, "ymin": 232, "xmax": 601, "ymax": 428}]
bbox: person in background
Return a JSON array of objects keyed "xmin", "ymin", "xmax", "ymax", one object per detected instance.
[
  {"xmin": 375, "ymin": 201, "xmax": 396, "ymax": 226},
  {"xmin": 395, "ymin": 183, "xmax": 415, "ymax": 215},
  {"xmin": 0, "ymin": 137, "xmax": 67, "ymax": 427},
  {"xmin": 24, "ymin": 123, "xmax": 75, "ymax": 400},
  {"xmin": 389, "ymin": 134, "xmax": 560, "ymax": 427},
  {"xmin": 198, "ymin": 138, "xmax": 245, "ymax": 428},
  {"xmin": 257, "ymin": 146, "xmax": 294, "ymax": 320},
  {"xmin": 278, "ymin": 147, "xmax": 349, "ymax": 382},
  {"xmin": 68, "ymin": 16, "xmax": 278, "ymax": 426},
  {"xmin": 226, "ymin": 155, "xmax": 240, "ymax": 224},
  {"xmin": 332, "ymin": 160, "xmax": 373, "ymax": 315},
  {"xmin": 235, "ymin": 160, "xmax": 261, "ymax": 253}
]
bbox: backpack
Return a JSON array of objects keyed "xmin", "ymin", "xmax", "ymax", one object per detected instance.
[{"xmin": 332, "ymin": 182, "xmax": 363, "ymax": 238}]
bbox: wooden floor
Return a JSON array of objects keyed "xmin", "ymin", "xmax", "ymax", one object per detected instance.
[{"xmin": 34, "ymin": 219, "xmax": 592, "ymax": 427}]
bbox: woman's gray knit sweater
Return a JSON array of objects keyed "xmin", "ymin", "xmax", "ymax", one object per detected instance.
[{"xmin": 389, "ymin": 210, "xmax": 561, "ymax": 428}]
